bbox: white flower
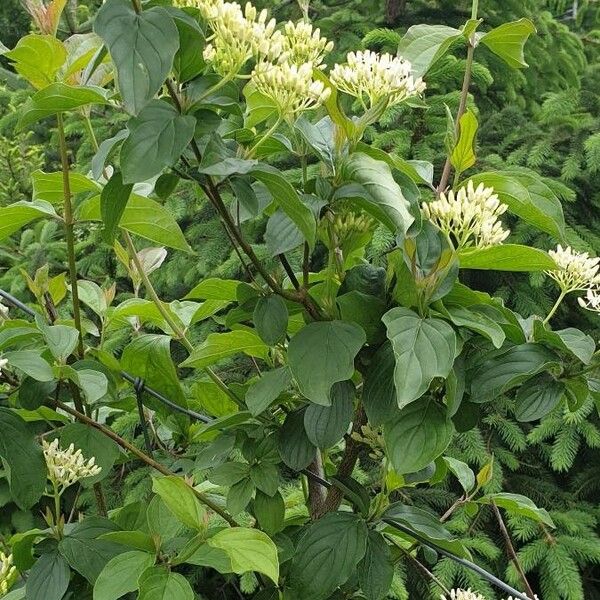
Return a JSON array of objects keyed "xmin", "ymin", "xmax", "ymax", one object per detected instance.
[
  {"xmin": 0, "ymin": 300, "xmax": 8, "ymax": 320},
  {"xmin": 278, "ymin": 20, "xmax": 333, "ymax": 67},
  {"xmin": 43, "ymin": 438, "xmax": 102, "ymax": 490},
  {"xmin": 330, "ymin": 50, "xmax": 425, "ymax": 110},
  {"xmin": 251, "ymin": 61, "xmax": 330, "ymax": 121},
  {"xmin": 441, "ymin": 590, "xmax": 487, "ymax": 600},
  {"xmin": 422, "ymin": 180, "xmax": 509, "ymax": 249},
  {"xmin": 578, "ymin": 286, "xmax": 600, "ymax": 312},
  {"xmin": 196, "ymin": 1, "xmax": 280, "ymax": 77},
  {"xmin": 0, "ymin": 357, "xmax": 8, "ymax": 375},
  {"xmin": 0, "ymin": 551, "xmax": 17, "ymax": 596},
  {"xmin": 547, "ymin": 245, "xmax": 600, "ymax": 294}
]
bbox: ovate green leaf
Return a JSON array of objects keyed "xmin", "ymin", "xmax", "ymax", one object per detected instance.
[
  {"xmin": 288, "ymin": 321, "xmax": 365, "ymax": 406},
  {"xmin": 94, "ymin": 0, "xmax": 179, "ymax": 115},
  {"xmin": 120, "ymin": 100, "xmax": 196, "ymax": 183},
  {"xmin": 383, "ymin": 307, "xmax": 457, "ymax": 408},
  {"xmin": 384, "ymin": 398, "xmax": 453, "ymax": 474}
]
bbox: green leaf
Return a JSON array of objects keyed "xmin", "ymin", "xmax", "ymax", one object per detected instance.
[
  {"xmin": 304, "ymin": 380, "xmax": 354, "ymax": 449},
  {"xmin": 121, "ymin": 334, "xmax": 188, "ymax": 421},
  {"xmin": 59, "ymin": 531, "xmax": 125, "ymax": 584},
  {"xmin": 250, "ymin": 165, "xmax": 316, "ymax": 247},
  {"xmin": 289, "ymin": 512, "xmax": 368, "ymax": 600},
  {"xmin": 32, "ymin": 170, "xmax": 100, "ymax": 204},
  {"xmin": 18, "ymin": 377, "xmax": 55, "ymax": 410},
  {"xmin": 250, "ymin": 462, "xmax": 279, "ymax": 496},
  {"xmin": 152, "ymin": 476, "xmax": 206, "ymax": 531},
  {"xmin": 210, "ymin": 461, "xmax": 250, "ymax": 486},
  {"xmin": 383, "ymin": 307, "xmax": 457, "ymax": 408},
  {"xmin": 207, "ymin": 527, "xmax": 279, "ymax": 583},
  {"xmin": 277, "ymin": 409, "xmax": 316, "ymax": 470},
  {"xmin": 226, "ymin": 477, "xmax": 254, "ymax": 515},
  {"xmin": 94, "ymin": 0, "xmax": 179, "ymax": 115},
  {"xmin": 26, "ymin": 551, "xmax": 70, "ymax": 600},
  {"xmin": 532, "ymin": 321, "xmax": 595, "ymax": 364},
  {"xmin": 92, "ymin": 129, "xmax": 129, "ymax": 180},
  {"xmin": 479, "ymin": 18, "xmax": 536, "ymax": 69},
  {"xmin": 444, "ymin": 305, "xmax": 505, "ymax": 348},
  {"xmin": 0, "ymin": 201, "xmax": 57, "ymax": 242},
  {"xmin": 340, "ymin": 153, "xmax": 414, "ymax": 235},
  {"xmin": 478, "ymin": 492, "xmax": 554, "ymax": 527},
  {"xmin": 254, "ymin": 295, "xmax": 288, "ymax": 346},
  {"xmin": 172, "ymin": 12, "xmax": 205, "ymax": 83},
  {"xmin": 514, "ymin": 373, "xmax": 565, "ymax": 422},
  {"xmin": 467, "ymin": 171, "xmax": 565, "ymax": 240},
  {"xmin": 42, "ymin": 324, "xmax": 79, "ymax": 362},
  {"xmin": 252, "ymin": 490, "xmax": 285, "ymax": 535},
  {"xmin": 4, "ymin": 34, "xmax": 66, "ymax": 89},
  {"xmin": 120, "ymin": 100, "xmax": 196, "ymax": 183},
  {"xmin": 18, "ymin": 83, "xmax": 108, "ymax": 130},
  {"xmin": 146, "ymin": 496, "xmax": 185, "ymax": 542},
  {"xmin": 78, "ymin": 193, "xmax": 190, "ymax": 251},
  {"xmin": 181, "ymin": 330, "xmax": 268, "ymax": 369},
  {"xmin": 468, "ymin": 343, "xmax": 559, "ymax": 402},
  {"xmin": 384, "ymin": 398, "xmax": 453, "ymax": 474},
  {"xmin": 0, "ymin": 408, "xmax": 46, "ymax": 509},
  {"xmin": 101, "ymin": 171, "xmax": 133, "ymax": 243},
  {"xmin": 443, "ymin": 457, "xmax": 475, "ymax": 494},
  {"xmin": 184, "ymin": 278, "xmax": 241, "ymax": 300},
  {"xmin": 362, "ymin": 342, "xmax": 397, "ymax": 426},
  {"xmin": 288, "ymin": 321, "xmax": 365, "ymax": 406},
  {"xmin": 93, "ymin": 550, "xmax": 155, "ymax": 600},
  {"xmin": 138, "ymin": 567, "xmax": 194, "ymax": 600},
  {"xmin": 383, "ymin": 503, "xmax": 470, "ymax": 558},
  {"xmin": 244, "ymin": 82, "xmax": 278, "ymax": 128},
  {"xmin": 458, "ymin": 244, "xmax": 556, "ymax": 272},
  {"xmin": 100, "ymin": 530, "xmax": 156, "ymax": 554},
  {"xmin": 4, "ymin": 351, "xmax": 53, "ymax": 382},
  {"xmin": 68, "ymin": 367, "xmax": 109, "ymax": 404},
  {"xmin": 450, "ymin": 109, "xmax": 478, "ymax": 176},
  {"xmin": 246, "ymin": 366, "xmax": 292, "ymax": 416},
  {"xmin": 60, "ymin": 423, "xmax": 121, "ymax": 486},
  {"xmin": 359, "ymin": 531, "xmax": 394, "ymax": 600},
  {"xmin": 337, "ymin": 291, "xmax": 386, "ymax": 344},
  {"xmin": 397, "ymin": 24, "xmax": 463, "ymax": 76}
]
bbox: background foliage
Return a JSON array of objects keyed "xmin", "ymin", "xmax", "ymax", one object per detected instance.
[{"xmin": 1, "ymin": 1, "xmax": 600, "ymax": 599}]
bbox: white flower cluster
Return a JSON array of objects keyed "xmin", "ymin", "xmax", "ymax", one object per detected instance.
[
  {"xmin": 422, "ymin": 180, "xmax": 510, "ymax": 249},
  {"xmin": 252, "ymin": 61, "xmax": 330, "ymax": 122},
  {"xmin": 278, "ymin": 21, "xmax": 333, "ymax": 68},
  {"xmin": 441, "ymin": 590, "xmax": 487, "ymax": 600},
  {"xmin": 441, "ymin": 590, "xmax": 538, "ymax": 600},
  {"xmin": 0, "ymin": 300, "xmax": 8, "ymax": 320},
  {"xmin": 330, "ymin": 50, "xmax": 425, "ymax": 110},
  {"xmin": 547, "ymin": 245, "xmax": 600, "ymax": 296},
  {"xmin": 0, "ymin": 551, "xmax": 17, "ymax": 596},
  {"xmin": 193, "ymin": 0, "xmax": 280, "ymax": 77},
  {"xmin": 0, "ymin": 357, "xmax": 7, "ymax": 376},
  {"xmin": 43, "ymin": 439, "xmax": 102, "ymax": 490}
]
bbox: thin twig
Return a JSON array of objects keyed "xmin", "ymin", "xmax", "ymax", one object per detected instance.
[
  {"xmin": 53, "ymin": 399, "xmax": 239, "ymax": 526},
  {"xmin": 491, "ymin": 501, "xmax": 537, "ymax": 599}
]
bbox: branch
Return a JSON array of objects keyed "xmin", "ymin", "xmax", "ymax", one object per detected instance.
[
  {"xmin": 318, "ymin": 404, "xmax": 367, "ymax": 515},
  {"xmin": 53, "ymin": 399, "xmax": 239, "ymax": 527},
  {"xmin": 491, "ymin": 501, "xmax": 537, "ymax": 599}
]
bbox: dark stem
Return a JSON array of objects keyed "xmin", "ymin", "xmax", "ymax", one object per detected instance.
[
  {"xmin": 279, "ymin": 254, "xmax": 301, "ymax": 290},
  {"xmin": 53, "ymin": 399, "xmax": 239, "ymax": 526},
  {"xmin": 307, "ymin": 452, "xmax": 327, "ymax": 519},
  {"xmin": 492, "ymin": 501, "xmax": 537, "ymax": 599},
  {"xmin": 319, "ymin": 404, "xmax": 367, "ymax": 515}
]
